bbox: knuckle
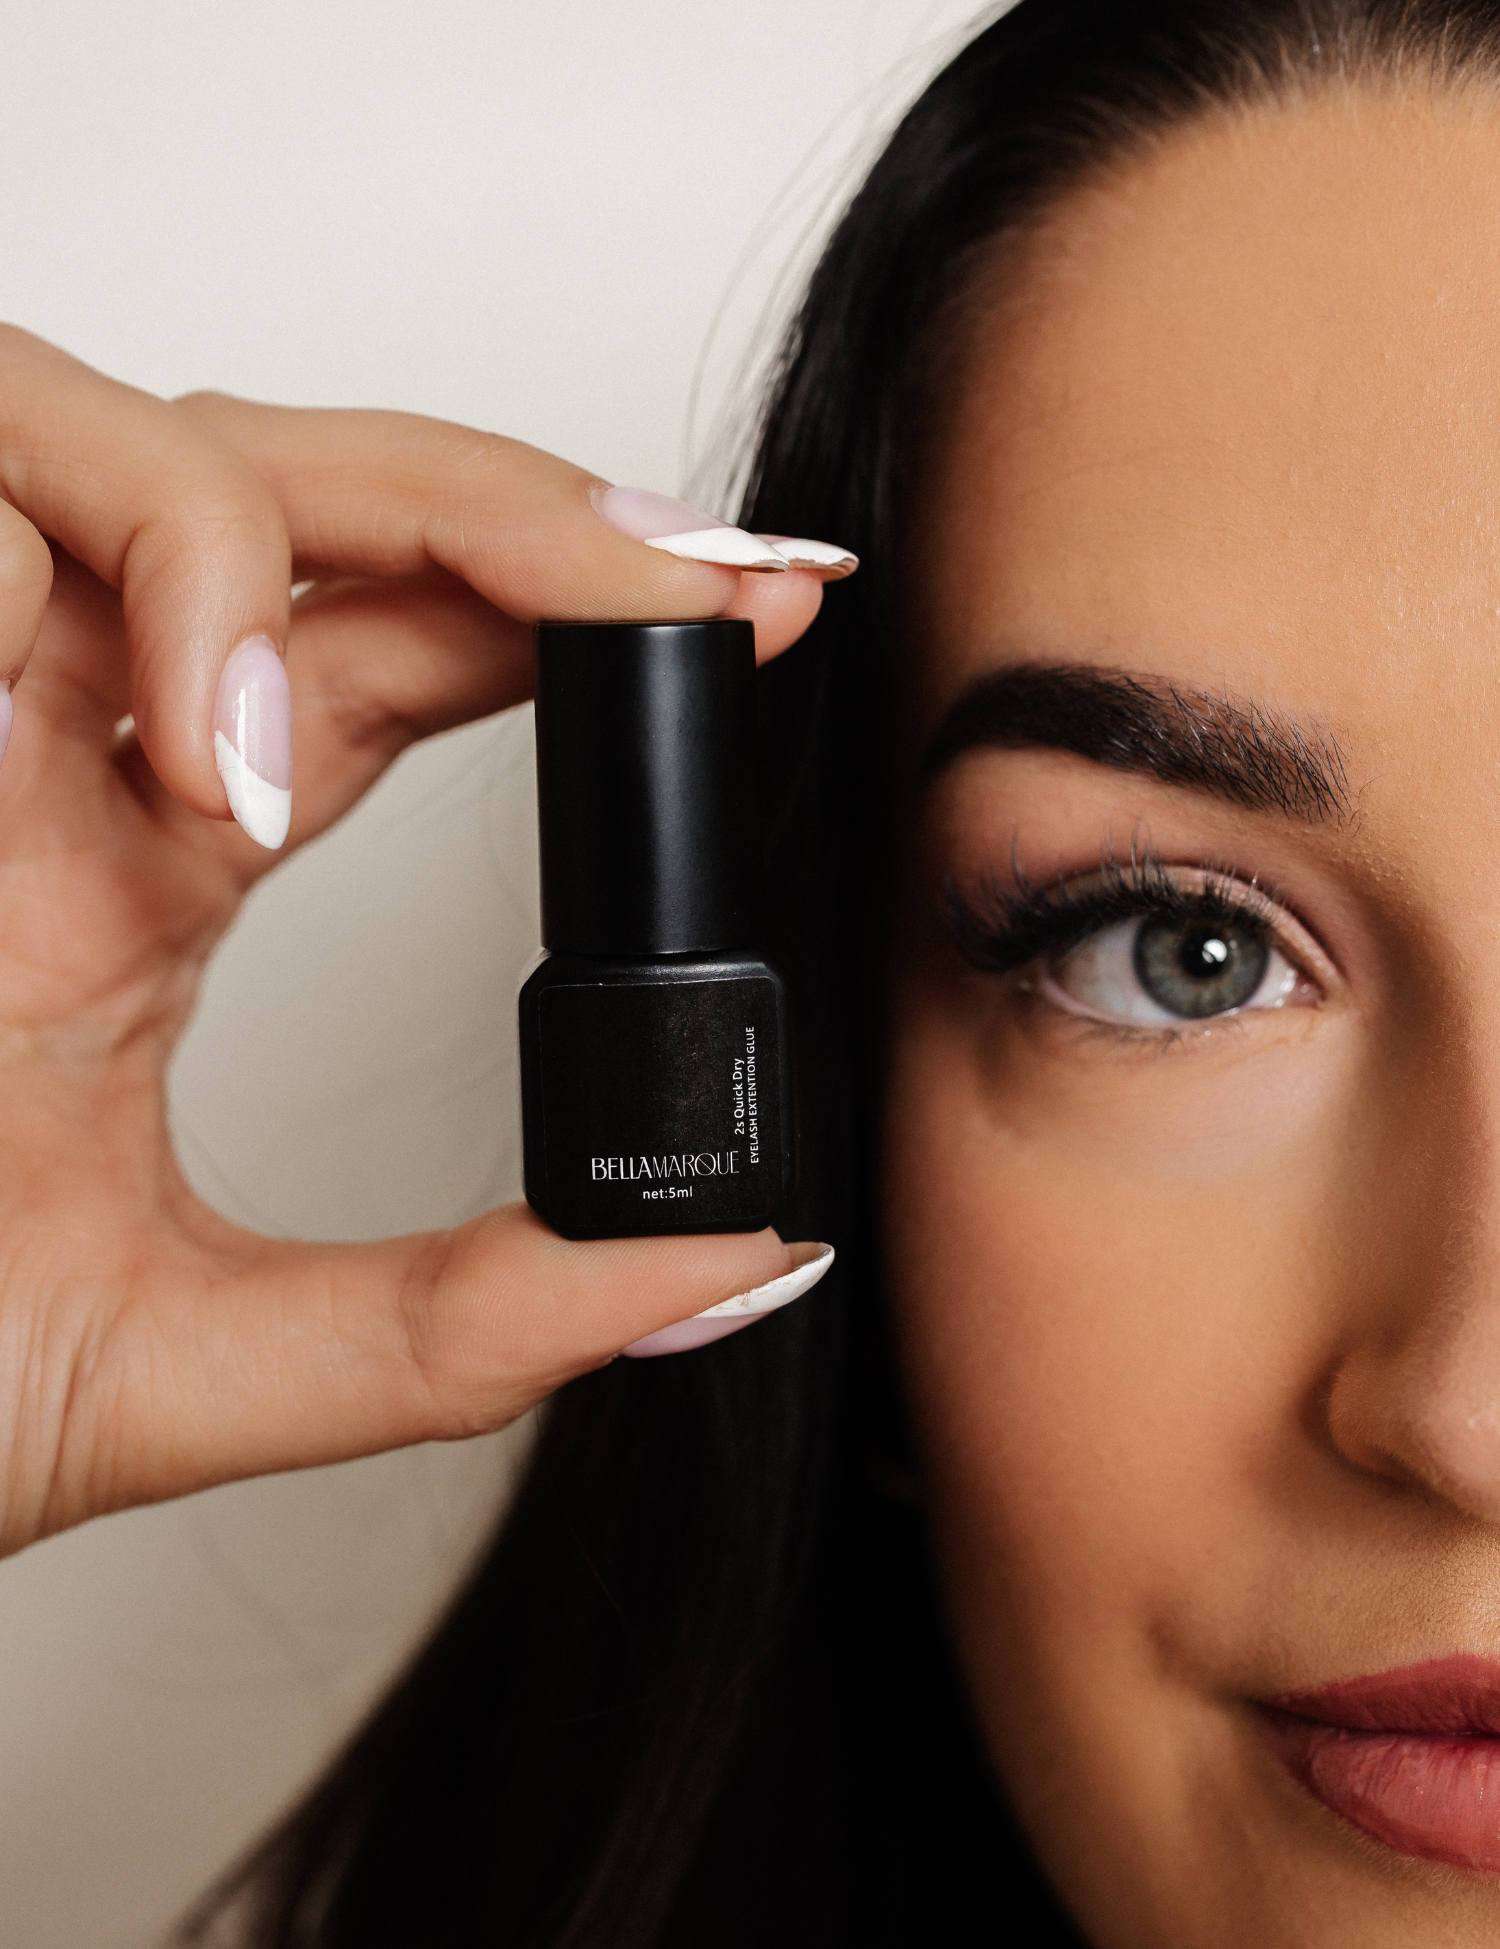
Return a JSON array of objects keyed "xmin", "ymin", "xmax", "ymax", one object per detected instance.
[
  {"xmin": 173, "ymin": 388, "xmax": 235, "ymax": 419},
  {"xmin": 393, "ymin": 1232, "xmax": 468, "ymax": 1403},
  {"xmin": 0, "ymin": 321, "xmax": 46, "ymax": 365},
  {"xmin": 138, "ymin": 476, "xmax": 289, "ymax": 579}
]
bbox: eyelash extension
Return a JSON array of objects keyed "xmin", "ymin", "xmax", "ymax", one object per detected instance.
[{"xmin": 946, "ymin": 843, "xmax": 1273, "ymax": 978}]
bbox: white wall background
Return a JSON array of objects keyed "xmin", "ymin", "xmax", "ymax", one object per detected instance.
[{"xmin": 0, "ymin": 4, "xmax": 993, "ymax": 1944}]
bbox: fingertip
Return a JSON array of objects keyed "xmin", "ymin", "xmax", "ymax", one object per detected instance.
[
  {"xmin": 212, "ymin": 636, "xmax": 292, "ymax": 849},
  {"xmin": 721, "ymin": 566, "xmax": 825, "ymax": 661},
  {"xmin": 118, "ymin": 444, "xmax": 293, "ymax": 821},
  {"xmin": 0, "ymin": 503, "xmax": 53, "ymax": 689},
  {"xmin": 618, "ymin": 1240, "xmax": 834, "ymax": 1359},
  {"xmin": 579, "ymin": 480, "xmax": 779, "ymax": 622},
  {"xmin": 0, "ymin": 507, "xmax": 54, "ymax": 618}
]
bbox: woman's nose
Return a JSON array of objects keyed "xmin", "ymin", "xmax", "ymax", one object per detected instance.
[
  {"xmin": 1323, "ymin": 1035, "xmax": 1500, "ymax": 1521},
  {"xmin": 1327, "ymin": 1287, "xmax": 1500, "ymax": 1523}
]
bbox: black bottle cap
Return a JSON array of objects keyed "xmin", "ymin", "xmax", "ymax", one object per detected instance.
[{"xmin": 533, "ymin": 620, "xmax": 760, "ymax": 956}]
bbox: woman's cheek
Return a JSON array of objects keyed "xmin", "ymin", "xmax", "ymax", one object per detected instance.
[
  {"xmin": 877, "ymin": 977, "xmax": 1407, "ymax": 1933},
  {"xmin": 879, "ymin": 977, "xmax": 1376, "ymax": 1738}
]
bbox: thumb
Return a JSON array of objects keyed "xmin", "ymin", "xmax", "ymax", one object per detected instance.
[{"xmin": 58, "ymin": 1209, "xmax": 832, "ymax": 1532}]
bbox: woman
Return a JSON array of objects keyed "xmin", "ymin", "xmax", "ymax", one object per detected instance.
[{"xmin": 1, "ymin": 0, "xmax": 1496, "ymax": 1940}]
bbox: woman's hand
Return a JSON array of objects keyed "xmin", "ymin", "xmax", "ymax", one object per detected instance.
[{"xmin": 0, "ymin": 326, "xmax": 839, "ymax": 1556}]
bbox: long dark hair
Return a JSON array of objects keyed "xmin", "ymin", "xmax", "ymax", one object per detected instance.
[{"xmin": 182, "ymin": 3, "xmax": 1500, "ymax": 1943}]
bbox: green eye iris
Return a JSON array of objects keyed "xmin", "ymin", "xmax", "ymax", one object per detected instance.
[{"xmin": 1131, "ymin": 914, "xmax": 1270, "ymax": 1019}]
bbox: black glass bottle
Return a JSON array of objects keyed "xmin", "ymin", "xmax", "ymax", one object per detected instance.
[{"xmin": 519, "ymin": 620, "xmax": 795, "ymax": 1241}]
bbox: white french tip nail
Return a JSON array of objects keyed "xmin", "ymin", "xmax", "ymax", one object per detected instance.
[
  {"xmin": 214, "ymin": 730, "xmax": 291, "ymax": 850},
  {"xmin": 620, "ymin": 1245, "xmax": 835, "ymax": 1358},
  {"xmin": 768, "ymin": 538, "xmax": 859, "ymax": 577},
  {"xmin": 695, "ymin": 1242, "xmax": 835, "ymax": 1318},
  {"xmin": 643, "ymin": 527, "xmax": 788, "ymax": 572}
]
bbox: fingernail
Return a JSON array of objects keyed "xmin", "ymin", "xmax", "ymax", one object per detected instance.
[
  {"xmin": 593, "ymin": 484, "xmax": 787, "ymax": 573},
  {"xmin": 621, "ymin": 1242, "xmax": 834, "ymax": 1359},
  {"xmin": 760, "ymin": 536, "xmax": 860, "ymax": 579},
  {"xmin": 213, "ymin": 636, "xmax": 292, "ymax": 851}
]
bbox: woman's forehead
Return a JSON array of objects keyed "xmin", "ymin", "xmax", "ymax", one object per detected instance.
[{"xmin": 908, "ymin": 83, "xmax": 1500, "ymax": 746}]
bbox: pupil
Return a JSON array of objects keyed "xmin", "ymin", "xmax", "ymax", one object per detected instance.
[
  {"xmin": 1186, "ymin": 932, "xmax": 1229, "ymax": 974},
  {"xmin": 1133, "ymin": 915, "xmax": 1269, "ymax": 1019}
]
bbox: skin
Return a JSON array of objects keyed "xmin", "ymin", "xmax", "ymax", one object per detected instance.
[
  {"xmin": 884, "ymin": 82, "xmax": 1500, "ymax": 1946},
  {"xmin": 0, "ymin": 330, "xmax": 831, "ymax": 1553}
]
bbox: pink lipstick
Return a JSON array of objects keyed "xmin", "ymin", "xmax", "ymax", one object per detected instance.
[{"xmin": 1265, "ymin": 1655, "xmax": 1500, "ymax": 1873}]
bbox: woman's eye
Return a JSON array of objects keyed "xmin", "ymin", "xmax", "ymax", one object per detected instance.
[{"xmin": 1044, "ymin": 911, "xmax": 1299, "ymax": 1025}]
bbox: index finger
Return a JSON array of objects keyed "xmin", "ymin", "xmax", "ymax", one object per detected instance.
[
  {"xmin": 0, "ymin": 330, "xmax": 294, "ymax": 823},
  {"xmin": 173, "ymin": 395, "xmax": 829, "ymax": 662}
]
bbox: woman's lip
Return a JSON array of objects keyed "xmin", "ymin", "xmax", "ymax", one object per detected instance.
[
  {"xmin": 1262, "ymin": 1656, "xmax": 1500, "ymax": 1874},
  {"xmin": 1271, "ymin": 1653, "xmax": 1500, "ymax": 1735}
]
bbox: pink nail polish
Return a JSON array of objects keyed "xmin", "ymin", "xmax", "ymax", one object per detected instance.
[
  {"xmin": 593, "ymin": 485, "xmax": 786, "ymax": 572},
  {"xmin": 621, "ymin": 1313, "xmax": 763, "ymax": 1359},
  {"xmin": 213, "ymin": 636, "xmax": 292, "ymax": 850},
  {"xmin": 594, "ymin": 485, "xmax": 729, "ymax": 541}
]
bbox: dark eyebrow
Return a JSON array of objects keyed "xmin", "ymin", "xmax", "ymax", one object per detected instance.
[{"xmin": 920, "ymin": 663, "xmax": 1349, "ymax": 824}]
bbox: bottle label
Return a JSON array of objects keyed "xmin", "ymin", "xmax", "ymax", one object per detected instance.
[{"xmin": 538, "ymin": 975, "xmax": 783, "ymax": 1232}]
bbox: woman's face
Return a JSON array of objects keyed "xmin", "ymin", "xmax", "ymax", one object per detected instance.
[{"xmin": 885, "ymin": 84, "xmax": 1500, "ymax": 1945}]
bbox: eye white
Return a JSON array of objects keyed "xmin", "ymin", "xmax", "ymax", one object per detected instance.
[{"xmin": 1044, "ymin": 915, "xmax": 1299, "ymax": 1025}]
